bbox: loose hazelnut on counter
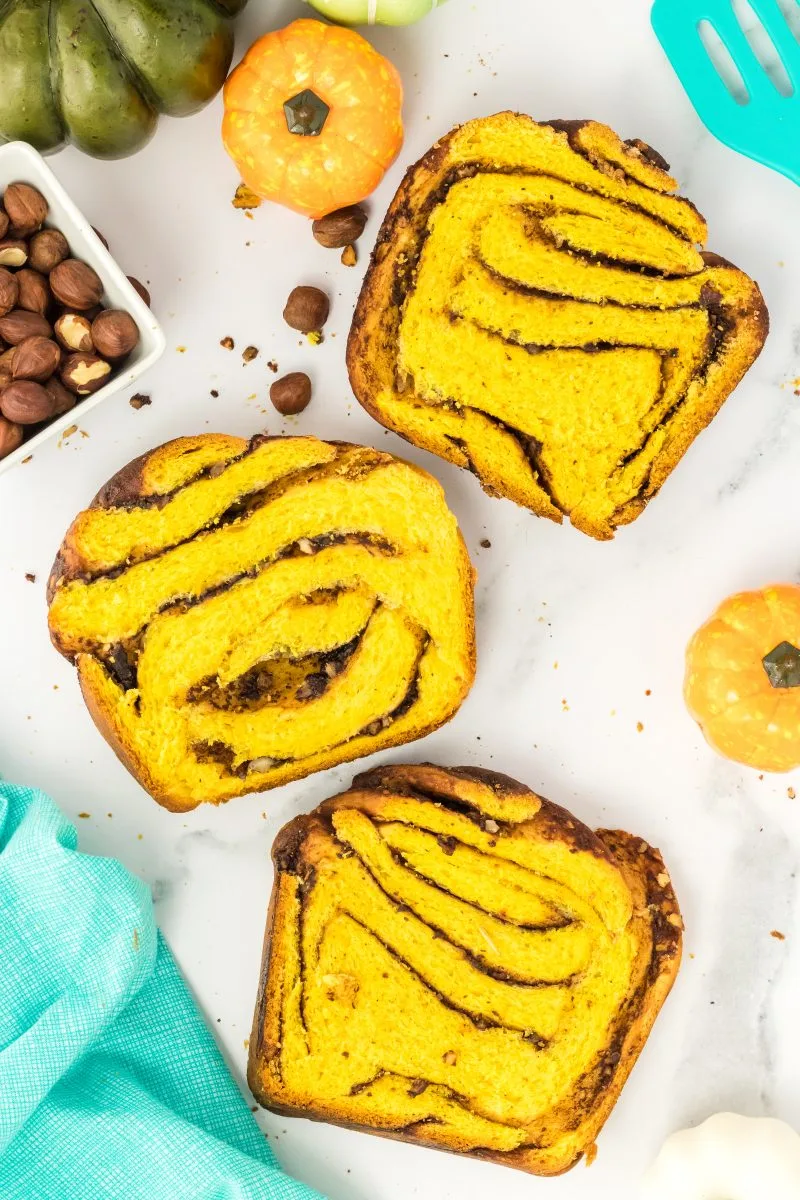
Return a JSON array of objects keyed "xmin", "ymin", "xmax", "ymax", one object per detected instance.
[
  {"xmin": 55, "ymin": 312, "xmax": 93, "ymax": 353},
  {"xmin": 0, "ymin": 414, "xmax": 23, "ymax": 459},
  {"xmin": 283, "ymin": 286, "xmax": 329, "ymax": 333},
  {"xmin": 91, "ymin": 309, "xmax": 139, "ymax": 359},
  {"xmin": 0, "ymin": 309, "xmax": 52, "ymax": 344},
  {"xmin": 12, "ymin": 335, "xmax": 61, "ymax": 382},
  {"xmin": 15, "ymin": 269, "xmax": 50, "ymax": 315},
  {"xmin": 0, "ymin": 379, "xmax": 56, "ymax": 424},
  {"xmin": 0, "ymin": 268, "xmax": 19, "ymax": 317},
  {"xmin": 50, "ymin": 259, "xmax": 103, "ymax": 310},
  {"xmin": 60, "ymin": 352, "xmax": 111, "ymax": 394},
  {"xmin": 312, "ymin": 205, "xmax": 367, "ymax": 249},
  {"xmin": 127, "ymin": 276, "xmax": 151, "ymax": 307},
  {"xmin": 45, "ymin": 375, "xmax": 76, "ymax": 415},
  {"xmin": 270, "ymin": 371, "xmax": 312, "ymax": 415},
  {"xmin": 0, "ymin": 240, "xmax": 28, "ymax": 268},
  {"xmin": 4, "ymin": 182, "xmax": 48, "ymax": 235},
  {"xmin": 28, "ymin": 228, "xmax": 69, "ymax": 273}
]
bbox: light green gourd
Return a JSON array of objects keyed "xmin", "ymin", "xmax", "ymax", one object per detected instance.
[{"xmin": 304, "ymin": 0, "xmax": 448, "ymax": 26}]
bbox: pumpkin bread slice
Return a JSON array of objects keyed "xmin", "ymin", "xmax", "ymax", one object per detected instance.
[
  {"xmin": 47, "ymin": 435, "xmax": 476, "ymax": 811},
  {"xmin": 347, "ymin": 112, "xmax": 768, "ymax": 540},
  {"xmin": 249, "ymin": 763, "xmax": 682, "ymax": 1176}
]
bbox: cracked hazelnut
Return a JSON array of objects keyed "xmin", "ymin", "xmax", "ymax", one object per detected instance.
[
  {"xmin": 312, "ymin": 205, "xmax": 367, "ymax": 248},
  {"xmin": 3, "ymin": 182, "xmax": 47, "ymax": 235},
  {"xmin": 28, "ymin": 228, "xmax": 69, "ymax": 273},
  {"xmin": 127, "ymin": 276, "xmax": 150, "ymax": 307},
  {"xmin": 44, "ymin": 375, "xmax": 76, "ymax": 415},
  {"xmin": 0, "ymin": 415, "xmax": 23, "ymax": 459},
  {"xmin": 0, "ymin": 379, "xmax": 56, "ymax": 423},
  {"xmin": 50, "ymin": 259, "xmax": 103, "ymax": 310},
  {"xmin": 283, "ymin": 286, "xmax": 329, "ymax": 332},
  {"xmin": 0, "ymin": 239, "xmax": 28, "ymax": 268},
  {"xmin": 0, "ymin": 309, "xmax": 51, "ymax": 344},
  {"xmin": 0, "ymin": 268, "xmax": 18, "ymax": 316},
  {"xmin": 55, "ymin": 312, "xmax": 94, "ymax": 353},
  {"xmin": 270, "ymin": 372, "xmax": 312, "ymax": 415},
  {"xmin": 91, "ymin": 309, "xmax": 139, "ymax": 359},
  {"xmin": 60, "ymin": 352, "xmax": 111, "ymax": 394},
  {"xmin": 12, "ymin": 336, "xmax": 61, "ymax": 382},
  {"xmin": 15, "ymin": 269, "xmax": 50, "ymax": 315}
]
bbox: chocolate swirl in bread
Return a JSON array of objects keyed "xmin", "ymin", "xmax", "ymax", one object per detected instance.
[
  {"xmin": 47, "ymin": 436, "xmax": 476, "ymax": 811},
  {"xmin": 249, "ymin": 764, "xmax": 682, "ymax": 1176},
  {"xmin": 348, "ymin": 113, "xmax": 768, "ymax": 540}
]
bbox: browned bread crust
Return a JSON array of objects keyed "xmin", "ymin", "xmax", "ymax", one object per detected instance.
[
  {"xmin": 47, "ymin": 435, "xmax": 476, "ymax": 811},
  {"xmin": 248, "ymin": 763, "xmax": 682, "ymax": 1176},
  {"xmin": 347, "ymin": 112, "xmax": 768, "ymax": 539}
]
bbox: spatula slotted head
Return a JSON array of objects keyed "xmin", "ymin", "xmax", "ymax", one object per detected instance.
[{"xmin": 652, "ymin": 0, "xmax": 800, "ymax": 185}]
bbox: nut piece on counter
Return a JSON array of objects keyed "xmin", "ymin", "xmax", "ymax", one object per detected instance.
[
  {"xmin": 270, "ymin": 372, "xmax": 311, "ymax": 415},
  {"xmin": 4, "ymin": 183, "xmax": 48, "ymax": 236},
  {"xmin": 55, "ymin": 312, "xmax": 94, "ymax": 353},
  {"xmin": 0, "ymin": 268, "xmax": 18, "ymax": 316},
  {"xmin": 91, "ymin": 309, "xmax": 139, "ymax": 359},
  {"xmin": 45, "ymin": 375, "xmax": 76, "ymax": 415},
  {"xmin": 283, "ymin": 286, "xmax": 329, "ymax": 333},
  {"xmin": 50, "ymin": 259, "xmax": 103, "ymax": 310},
  {"xmin": 0, "ymin": 309, "xmax": 51, "ymax": 344},
  {"xmin": 12, "ymin": 336, "xmax": 61, "ymax": 382},
  {"xmin": 60, "ymin": 352, "xmax": 112, "ymax": 394},
  {"xmin": 341, "ymin": 244, "xmax": 357, "ymax": 267},
  {"xmin": 0, "ymin": 415, "xmax": 23, "ymax": 459},
  {"xmin": 0, "ymin": 240, "xmax": 28, "ymax": 268},
  {"xmin": 312, "ymin": 205, "xmax": 367, "ymax": 248},
  {"xmin": 28, "ymin": 228, "xmax": 69, "ymax": 274},
  {"xmin": 15, "ymin": 268, "xmax": 50, "ymax": 315},
  {"xmin": 0, "ymin": 379, "xmax": 56, "ymax": 423},
  {"xmin": 127, "ymin": 276, "xmax": 151, "ymax": 307},
  {"xmin": 232, "ymin": 182, "xmax": 262, "ymax": 210}
]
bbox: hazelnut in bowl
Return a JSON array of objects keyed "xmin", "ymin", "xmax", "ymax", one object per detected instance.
[{"xmin": 0, "ymin": 141, "xmax": 165, "ymax": 475}]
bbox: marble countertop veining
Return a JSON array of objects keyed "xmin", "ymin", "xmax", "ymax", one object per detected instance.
[{"xmin": 2, "ymin": 1, "xmax": 800, "ymax": 1196}]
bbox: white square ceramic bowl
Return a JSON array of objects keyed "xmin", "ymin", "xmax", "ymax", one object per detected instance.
[{"xmin": 0, "ymin": 141, "xmax": 165, "ymax": 475}]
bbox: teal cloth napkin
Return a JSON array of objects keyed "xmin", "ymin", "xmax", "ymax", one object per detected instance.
[{"xmin": 0, "ymin": 781, "xmax": 326, "ymax": 1200}]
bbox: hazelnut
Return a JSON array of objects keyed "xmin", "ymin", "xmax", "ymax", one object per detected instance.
[
  {"xmin": 127, "ymin": 276, "xmax": 150, "ymax": 307},
  {"xmin": 0, "ymin": 415, "xmax": 23, "ymax": 459},
  {"xmin": 50, "ymin": 259, "xmax": 103, "ymax": 309},
  {"xmin": 0, "ymin": 240, "xmax": 28, "ymax": 268},
  {"xmin": 28, "ymin": 228, "xmax": 69, "ymax": 273},
  {"xmin": 12, "ymin": 336, "xmax": 61, "ymax": 382},
  {"xmin": 15, "ymin": 269, "xmax": 50, "ymax": 315},
  {"xmin": 91, "ymin": 227, "xmax": 109, "ymax": 250},
  {"xmin": 312, "ymin": 205, "xmax": 367, "ymax": 249},
  {"xmin": 91, "ymin": 309, "xmax": 139, "ymax": 358},
  {"xmin": 44, "ymin": 375, "xmax": 76, "ymax": 416},
  {"xmin": 55, "ymin": 312, "xmax": 93, "ymax": 353},
  {"xmin": 0, "ymin": 379, "xmax": 56, "ymax": 424},
  {"xmin": 0, "ymin": 211, "xmax": 7, "ymax": 240},
  {"xmin": 283, "ymin": 286, "xmax": 329, "ymax": 333},
  {"xmin": 60, "ymin": 352, "xmax": 111, "ymax": 394},
  {"xmin": 0, "ymin": 309, "xmax": 51, "ymax": 344},
  {"xmin": 0, "ymin": 268, "xmax": 19, "ymax": 316},
  {"xmin": 270, "ymin": 372, "xmax": 312, "ymax": 415},
  {"xmin": 0, "ymin": 346, "xmax": 16, "ymax": 388},
  {"xmin": 3, "ymin": 183, "xmax": 48, "ymax": 235}
]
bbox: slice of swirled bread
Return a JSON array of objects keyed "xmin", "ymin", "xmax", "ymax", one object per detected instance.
[
  {"xmin": 47, "ymin": 435, "xmax": 475, "ymax": 811},
  {"xmin": 348, "ymin": 113, "xmax": 768, "ymax": 539},
  {"xmin": 249, "ymin": 764, "xmax": 682, "ymax": 1176}
]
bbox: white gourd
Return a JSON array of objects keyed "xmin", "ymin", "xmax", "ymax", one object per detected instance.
[
  {"xmin": 303, "ymin": 0, "xmax": 448, "ymax": 26},
  {"xmin": 642, "ymin": 1113, "xmax": 800, "ymax": 1200}
]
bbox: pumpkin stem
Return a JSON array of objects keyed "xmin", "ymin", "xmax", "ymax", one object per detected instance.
[
  {"xmin": 284, "ymin": 89, "xmax": 329, "ymax": 137},
  {"xmin": 762, "ymin": 641, "xmax": 800, "ymax": 688}
]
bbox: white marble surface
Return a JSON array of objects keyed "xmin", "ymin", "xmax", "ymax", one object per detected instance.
[{"xmin": 2, "ymin": 0, "xmax": 800, "ymax": 1195}]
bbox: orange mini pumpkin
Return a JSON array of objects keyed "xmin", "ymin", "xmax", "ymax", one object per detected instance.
[
  {"xmin": 222, "ymin": 18, "xmax": 403, "ymax": 219},
  {"xmin": 685, "ymin": 584, "xmax": 800, "ymax": 772}
]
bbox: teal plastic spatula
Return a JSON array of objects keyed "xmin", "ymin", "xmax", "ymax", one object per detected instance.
[{"xmin": 651, "ymin": 0, "xmax": 800, "ymax": 185}]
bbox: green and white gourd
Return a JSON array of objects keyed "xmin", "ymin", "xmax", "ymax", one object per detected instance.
[
  {"xmin": 642, "ymin": 1113, "xmax": 800, "ymax": 1200},
  {"xmin": 304, "ymin": 0, "xmax": 447, "ymax": 26}
]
